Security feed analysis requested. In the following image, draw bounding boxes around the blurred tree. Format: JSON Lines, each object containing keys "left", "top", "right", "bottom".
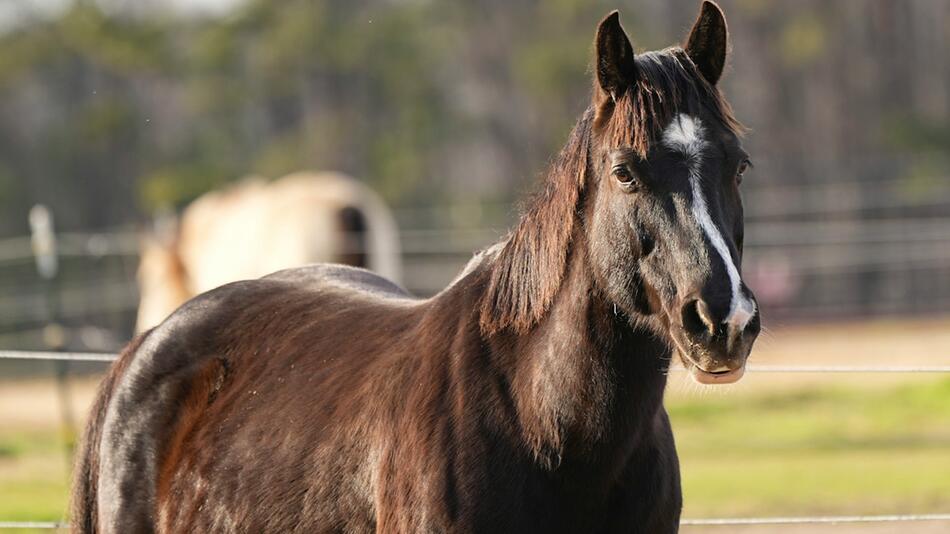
{"left": 0, "top": 0, "right": 946, "bottom": 326}
{"left": 0, "top": 0, "right": 944, "bottom": 236}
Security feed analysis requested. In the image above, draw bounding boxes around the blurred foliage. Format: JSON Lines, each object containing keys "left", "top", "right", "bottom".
{"left": 779, "top": 12, "right": 827, "bottom": 68}
{"left": 883, "top": 115, "right": 950, "bottom": 199}
{"left": 0, "top": 0, "right": 946, "bottom": 235}
{"left": 0, "top": 0, "right": 626, "bottom": 234}
{"left": 885, "top": 116, "right": 950, "bottom": 154}
{"left": 0, "top": 0, "right": 445, "bottom": 231}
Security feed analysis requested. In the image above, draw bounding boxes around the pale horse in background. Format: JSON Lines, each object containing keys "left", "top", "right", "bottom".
{"left": 135, "top": 171, "right": 401, "bottom": 332}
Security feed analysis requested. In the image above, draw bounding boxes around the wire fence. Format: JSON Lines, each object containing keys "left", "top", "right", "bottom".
{"left": 0, "top": 350, "right": 119, "bottom": 362}
{"left": 5, "top": 350, "right": 950, "bottom": 373}
{"left": 2, "top": 217, "right": 950, "bottom": 339}
{"left": 3, "top": 218, "right": 950, "bottom": 265}
{"left": 1, "top": 352, "right": 949, "bottom": 530}
{"left": 0, "top": 522, "right": 64, "bottom": 530}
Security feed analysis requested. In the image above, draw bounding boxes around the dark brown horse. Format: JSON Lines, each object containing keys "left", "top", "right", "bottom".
{"left": 72, "top": 3, "right": 759, "bottom": 532}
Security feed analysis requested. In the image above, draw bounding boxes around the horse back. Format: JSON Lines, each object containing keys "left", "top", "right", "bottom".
{"left": 80, "top": 264, "right": 417, "bottom": 533}
{"left": 262, "top": 263, "right": 410, "bottom": 299}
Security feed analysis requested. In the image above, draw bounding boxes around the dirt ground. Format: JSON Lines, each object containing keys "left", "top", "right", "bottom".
{"left": 0, "top": 376, "right": 100, "bottom": 429}
{"left": 744, "top": 315, "right": 950, "bottom": 368}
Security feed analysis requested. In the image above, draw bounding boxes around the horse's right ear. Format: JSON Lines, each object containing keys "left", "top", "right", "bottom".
{"left": 595, "top": 11, "right": 636, "bottom": 103}
{"left": 685, "top": 1, "right": 729, "bottom": 85}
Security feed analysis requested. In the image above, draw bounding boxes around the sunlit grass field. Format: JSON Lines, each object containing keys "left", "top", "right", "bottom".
{"left": 2, "top": 375, "right": 949, "bottom": 528}
{"left": 0, "top": 428, "right": 71, "bottom": 523}
{"left": 672, "top": 377, "right": 950, "bottom": 518}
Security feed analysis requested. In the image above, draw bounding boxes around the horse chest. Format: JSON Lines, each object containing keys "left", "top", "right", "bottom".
{"left": 364, "top": 405, "right": 679, "bottom": 534}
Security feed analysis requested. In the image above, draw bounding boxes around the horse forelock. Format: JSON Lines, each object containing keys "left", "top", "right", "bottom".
{"left": 601, "top": 47, "right": 744, "bottom": 157}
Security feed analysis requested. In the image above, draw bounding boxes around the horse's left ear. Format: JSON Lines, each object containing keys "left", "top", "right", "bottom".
{"left": 685, "top": 1, "right": 728, "bottom": 85}
{"left": 595, "top": 11, "right": 636, "bottom": 103}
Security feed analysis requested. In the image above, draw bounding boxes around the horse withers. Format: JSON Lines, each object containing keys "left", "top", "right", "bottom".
{"left": 73, "top": 2, "right": 759, "bottom": 532}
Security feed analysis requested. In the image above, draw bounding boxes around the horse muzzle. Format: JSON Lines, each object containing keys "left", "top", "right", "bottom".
{"left": 670, "top": 294, "right": 761, "bottom": 385}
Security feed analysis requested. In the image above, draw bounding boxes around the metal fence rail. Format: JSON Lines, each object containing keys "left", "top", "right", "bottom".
{"left": 3, "top": 221, "right": 950, "bottom": 334}
{"left": 0, "top": 350, "right": 118, "bottom": 362}
{"left": 0, "top": 522, "right": 65, "bottom": 529}
{"left": 5, "top": 350, "right": 950, "bottom": 373}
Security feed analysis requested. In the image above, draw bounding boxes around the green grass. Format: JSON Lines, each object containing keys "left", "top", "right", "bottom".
{"left": 0, "top": 429, "right": 71, "bottom": 525}
{"left": 0, "top": 379, "right": 948, "bottom": 526}
{"left": 670, "top": 378, "right": 950, "bottom": 517}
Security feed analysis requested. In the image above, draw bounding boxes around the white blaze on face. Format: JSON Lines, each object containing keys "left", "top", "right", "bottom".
{"left": 662, "top": 114, "right": 756, "bottom": 330}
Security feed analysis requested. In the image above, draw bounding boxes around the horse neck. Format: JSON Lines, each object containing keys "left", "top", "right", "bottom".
{"left": 500, "top": 234, "right": 672, "bottom": 467}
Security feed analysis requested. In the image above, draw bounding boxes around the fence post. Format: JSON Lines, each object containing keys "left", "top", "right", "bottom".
{"left": 29, "top": 205, "right": 76, "bottom": 470}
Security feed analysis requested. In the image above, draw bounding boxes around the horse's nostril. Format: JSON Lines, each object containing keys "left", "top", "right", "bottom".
{"left": 681, "top": 299, "right": 714, "bottom": 336}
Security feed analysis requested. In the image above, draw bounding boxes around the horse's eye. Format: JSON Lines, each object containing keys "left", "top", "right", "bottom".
{"left": 612, "top": 165, "right": 637, "bottom": 189}
{"left": 736, "top": 159, "right": 752, "bottom": 185}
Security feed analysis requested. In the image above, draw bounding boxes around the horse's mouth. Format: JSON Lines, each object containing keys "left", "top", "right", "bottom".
{"left": 676, "top": 349, "right": 747, "bottom": 385}
{"left": 687, "top": 363, "right": 745, "bottom": 385}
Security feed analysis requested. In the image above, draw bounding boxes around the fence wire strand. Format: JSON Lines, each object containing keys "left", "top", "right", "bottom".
{"left": 0, "top": 350, "right": 118, "bottom": 362}
{"left": 0, "top": 521, "right": 65, "bottom": 529}
{"left": 4, "top": 350, "right": 950, "bottom": 373}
